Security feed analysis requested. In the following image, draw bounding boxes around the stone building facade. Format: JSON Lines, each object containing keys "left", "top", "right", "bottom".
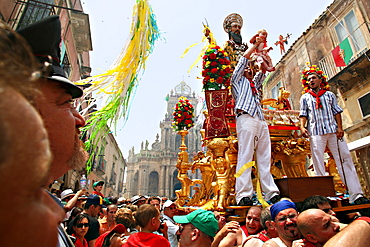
{"left": 86, "top": 131, "right": 127, "bottom": 197}
{"left": 263, "top": 0, "right": 370, "bottom": 196}
{"left": 125, "top": 80, "right": 203, "bottom": 199}
{"left": 0, "top": 1, "right": 127, "bottom": 197}
{"left": 0, "top": 0, "right": 95, "bottom": 193}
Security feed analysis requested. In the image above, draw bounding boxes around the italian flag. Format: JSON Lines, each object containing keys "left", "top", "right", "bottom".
{"left": 331, "top": 38, "right": 353, "bottom": 67}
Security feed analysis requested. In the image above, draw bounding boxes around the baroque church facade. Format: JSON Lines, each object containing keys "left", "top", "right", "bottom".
{"left": 125, "top": 80, "right": 203, "bottom": 199}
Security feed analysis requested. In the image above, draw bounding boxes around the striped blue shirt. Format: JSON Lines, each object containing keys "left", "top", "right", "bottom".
{"left": 299, "top": 90, "right": 343, "bottom": 136}
{"left": 231, "top": 56, "right": 265, "bottom": 120}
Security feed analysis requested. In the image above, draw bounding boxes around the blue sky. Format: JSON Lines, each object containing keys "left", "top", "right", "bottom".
{"left": 82, "top": 0, "right": 334, "bottom": 158}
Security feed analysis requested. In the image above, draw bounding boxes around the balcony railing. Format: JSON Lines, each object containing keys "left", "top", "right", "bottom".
{"left": 8, "top": 0, "right": 56, "bottom": 29}
{"left": 319, "top": 47, "right": 368, "bottom": 80}
{"left": 318, "top": 22, "right": 369, "bottom": 80}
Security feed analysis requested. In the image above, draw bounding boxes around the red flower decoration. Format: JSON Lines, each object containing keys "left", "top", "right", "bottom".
{"left": 202, "top": 44, "right": 232, "bottom": 90}
{"left": 172, "top": 97, "right": 195, "bottom": 131}
{"left": 301, "top": 62, "right": 329, "bottom": 94}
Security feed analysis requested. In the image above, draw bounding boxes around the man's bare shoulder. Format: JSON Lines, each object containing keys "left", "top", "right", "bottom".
{"left": 243, "top": 237, "right": 264, "bottom": 247}
{"left": 262, "top": 239, "right": 280, "bottom": 247}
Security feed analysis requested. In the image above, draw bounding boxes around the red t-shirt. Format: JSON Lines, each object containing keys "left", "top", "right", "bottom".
{"left": 123, "top": 232, "right": 170, "bottom": 247}
{"left": 72, "top": 234, "right": 88, "bottom": 247}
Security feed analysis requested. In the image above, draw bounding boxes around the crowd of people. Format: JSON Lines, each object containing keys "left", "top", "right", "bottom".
{"left": 1, "top": 12, "right": 370, "bottom": 247}
{"left": 54, "top": 190, "right": 370, "bottom": 247}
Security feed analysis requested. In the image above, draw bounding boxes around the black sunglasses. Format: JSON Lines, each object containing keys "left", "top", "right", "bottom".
{"left": 76, "top": 223, "right": 89, "bottom": 228}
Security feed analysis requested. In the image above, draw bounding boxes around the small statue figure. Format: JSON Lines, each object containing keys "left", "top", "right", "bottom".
{"left": 274, "top": 33, "right": 291, "bottom": 55}
{"left": 211, "top": 156, "right": 233, "bottom": 210}
{"left": 190, "top": 151, "right": 215, "bottom": 206}
{"left": 145, "top": 140, "right": 149, "bottom": 150}
{"left": 261, "top": 87, "right": 292, "bottom": 110}
{"left": 250, "top": 29, "right": 275, "bottom": 72}
{"left": 222, "top": 13, "right": 248, "bottom": 71}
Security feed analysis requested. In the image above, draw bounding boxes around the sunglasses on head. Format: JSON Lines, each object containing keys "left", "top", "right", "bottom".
{"left": 76, "top": 223, "right": 89, "bottom": 228}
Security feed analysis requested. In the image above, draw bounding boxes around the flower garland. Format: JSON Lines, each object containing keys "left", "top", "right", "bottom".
{"left": 172, "top": 96, "right": 195, "bottom": 131}
{"left": 301, "top": 62, "right": 329, "bottom": 94}
{"left": 202, "top": 44, "right": 232, "bottom": 90}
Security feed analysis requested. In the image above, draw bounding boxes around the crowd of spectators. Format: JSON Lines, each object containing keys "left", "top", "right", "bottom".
{"left": 55, "top": 189, "right": 370, "bottom": 247}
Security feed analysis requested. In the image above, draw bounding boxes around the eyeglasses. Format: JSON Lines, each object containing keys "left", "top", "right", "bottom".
{"left": 138, "top": 200, "right": 146, "bottom": 203}
{"left": 168, "top": 207, "right": 177, "bottom": 210}
{"left": 76, "top": 223, "right": 89, "bottom": 228}
{"left": 276, "top": 213, "right": 298, "bottom": 222}
{"left": 179, "top": 224, "right": 196, "bottom": 233}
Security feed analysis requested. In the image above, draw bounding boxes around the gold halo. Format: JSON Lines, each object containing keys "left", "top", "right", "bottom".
{"left": 223, "top": 13, "right": 243, "bottom": 33}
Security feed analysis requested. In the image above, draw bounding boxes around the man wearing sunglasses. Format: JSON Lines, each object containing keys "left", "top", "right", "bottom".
{"left": 174, "top": 209, "right": 219, "bottom": 247}
{"left": 162, "top": 200, "right": 180, "bottom": 247}
{"left": 131, "top": 195, "right": 147, "bottom": 207}
{"left": 263, "top": 200, "right": 301, "bottom": 247}
{"left": 67, "top": 194, "right": 105, "bottom": 247}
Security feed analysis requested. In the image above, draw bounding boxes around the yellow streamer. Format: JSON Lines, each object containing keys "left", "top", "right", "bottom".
{"left": 235, "top": 160, "right": 269, "bottom": 208}
{"left": 180, "top": 26, "right": 217, "bottom": 73}
{"left": 235, "top": 161, "right": 255, "bottom": 178}
{"left": 75, "top": 0, "right": 160, "bottom": 174}
{"left": 256, "top": 177, "right": 270, "bottom": 208}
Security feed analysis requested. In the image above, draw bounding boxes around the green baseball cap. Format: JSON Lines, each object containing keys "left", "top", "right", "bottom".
{"left": 173, "top": 209, "right": 219, "bottom": 237}
{"left": 93, "top": 181, "right": 104, "bottom": 188}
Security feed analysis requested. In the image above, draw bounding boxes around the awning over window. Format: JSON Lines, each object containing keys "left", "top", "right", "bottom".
{"left": 348, "top": 135, "right": 370, "bottom": 151}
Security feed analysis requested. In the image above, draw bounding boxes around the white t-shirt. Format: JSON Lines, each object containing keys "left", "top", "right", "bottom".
{"left": 162, "top": 214, "right": 179, "bottom": 247}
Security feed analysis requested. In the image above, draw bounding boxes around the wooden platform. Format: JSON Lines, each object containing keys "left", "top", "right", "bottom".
{"left": 332, "top": 200, "right": 370, "bottom": 212}
{"left": 275, "top": 176, "right": 336, "bottom": 202}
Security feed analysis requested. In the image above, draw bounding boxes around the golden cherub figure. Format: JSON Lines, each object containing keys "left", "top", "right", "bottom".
{"left": 261, "top": 87, "right": 292, "bottom": 110}
{"left": 274, "top": 33, "right": 291, "bottom": 55}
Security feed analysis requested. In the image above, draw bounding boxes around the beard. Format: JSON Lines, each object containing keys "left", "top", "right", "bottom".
{"left": 229, "top": 31, "right": 243, "bottom": 44}
{"left": 68, "top": 132, "right": 88, "bottom": 170}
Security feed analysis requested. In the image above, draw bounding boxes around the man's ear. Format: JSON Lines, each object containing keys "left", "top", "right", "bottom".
{"left": 191, "top": 228, "right": 201, "bottom": 241}
{"left": 151, "top": 217, "right": 156, "bottom": 226}
{"left": 305, "top": 233, "right": 318, "bottom": 244}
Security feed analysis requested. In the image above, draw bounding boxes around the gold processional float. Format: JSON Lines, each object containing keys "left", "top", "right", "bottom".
{"left": 172, "top": 39, "right": 345, "bottom": 220}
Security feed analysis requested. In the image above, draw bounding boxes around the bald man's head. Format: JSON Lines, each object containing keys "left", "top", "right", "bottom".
{"left": 297, "top": 209, "right": 340, "bottom": 246}
{"left": 246, "top": 206, "right": 263, "bottom": 234}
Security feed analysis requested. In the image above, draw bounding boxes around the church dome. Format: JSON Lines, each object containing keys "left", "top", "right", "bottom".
{"left": 174, "top": 81, "right": 191, "bottom": 96}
